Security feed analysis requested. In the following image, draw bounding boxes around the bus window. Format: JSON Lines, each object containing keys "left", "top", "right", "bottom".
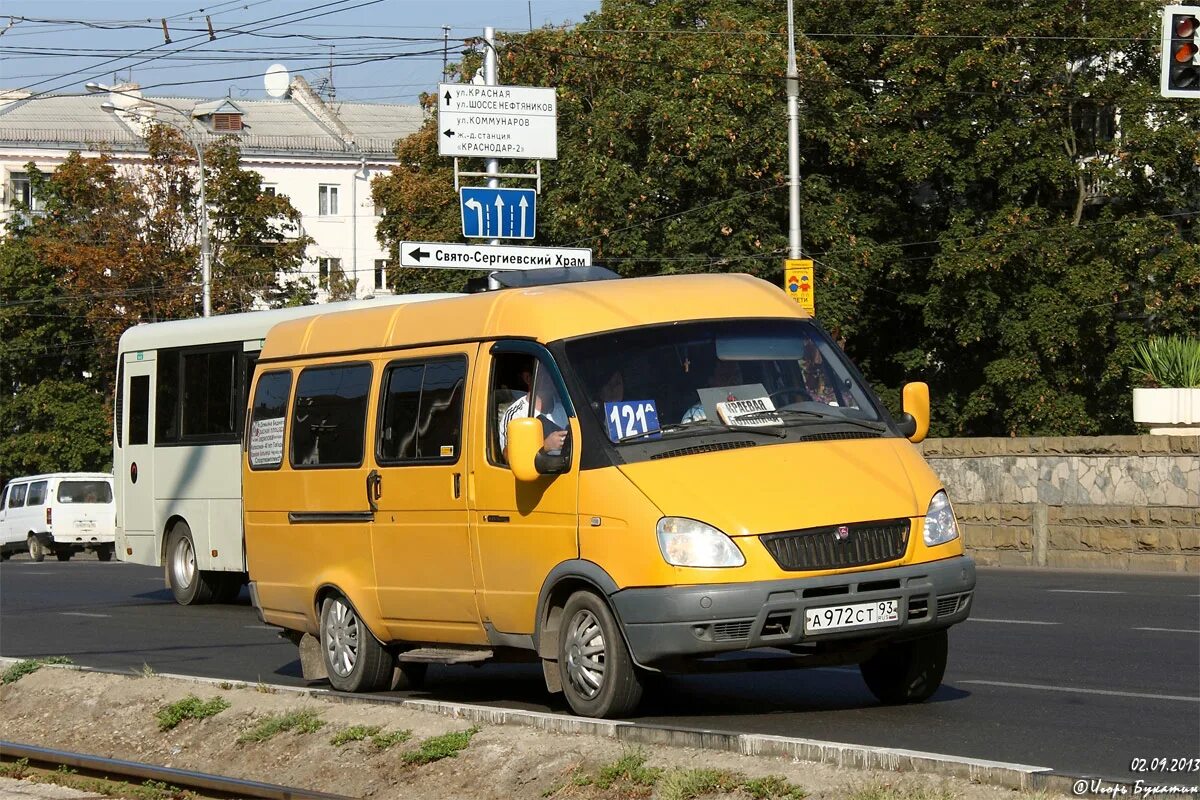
{"left": 156, "top": 350, "right": 181, "bottom": 443}
{"left": 248, "top": 371, "right": 292, "bottom": 470}
{"left": 290, "top": 363, "right": 372, "bottom": 468}
{"left": 377, "top": 357, "right": 466, "bottom": 464}
{"left": 129, "top": 375, "right": 150, "bottom": 445}
{"left": 182, "top": 349, "right": 237, "bottom": 438}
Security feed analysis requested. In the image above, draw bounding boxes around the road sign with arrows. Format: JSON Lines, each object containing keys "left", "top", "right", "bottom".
{"left": 460, "top": 187, "right": 536, "bottom": 239}
{"left": 437, "top": 83, "right": 557, "bottom": 160}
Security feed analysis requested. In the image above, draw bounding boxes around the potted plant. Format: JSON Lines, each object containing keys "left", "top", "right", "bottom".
{"left": 1131, "top": 335, "right": 1200, "bottom": 435}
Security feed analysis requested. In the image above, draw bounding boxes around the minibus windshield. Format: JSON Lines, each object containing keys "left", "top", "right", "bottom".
{"left": 564, "top": 319, "right": 887, "bottom": 446}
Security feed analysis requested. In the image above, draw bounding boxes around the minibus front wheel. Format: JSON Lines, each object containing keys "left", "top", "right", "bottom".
{"left": 859, "top": 628, "right": 947, "bottom": 704}
{"left": 319, "top": 594, "right": 394, "bottom": 693}
{"left": 558, "top": 591, "right": 643, "bottom": 718}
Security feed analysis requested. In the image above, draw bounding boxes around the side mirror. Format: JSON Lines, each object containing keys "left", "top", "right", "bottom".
{"left": 898, "top": 381, "right": 930, "bottom": 443}
{"left": 507, "top": 418, "right": 544, "bottom": 482}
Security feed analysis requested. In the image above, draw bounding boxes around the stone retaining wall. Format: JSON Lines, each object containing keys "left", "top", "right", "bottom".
{"left": 917, "top": 436, "right": 1199, "bottom": 573}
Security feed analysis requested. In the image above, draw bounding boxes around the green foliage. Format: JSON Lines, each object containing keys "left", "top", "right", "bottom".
{"left": 847, "top": 782, "right": 956, "bottom": 800}
{"left": 329, "top": 724, "right": 413, "bottom": 748}
{"left": 155, "top": 694, "right": 231, "bottom": 731}
{"left": 0, "top": 759, "right": 30, "bottom": 779}
{"left": 1, "top": 656, "right": 72, "bottom": 685}
{"left": 401, "top": 725, "right": 480, "bottom": 766}
{"left": 585, "top": 749, "right": 664, "bottom": 790}
{"left": 372, "top": 0, "right": 1200, "bottom": 436}
{"left": 1131, "top": 336, "right": 1200, "bottom": 388}
{"left": 742, "top": 775, "right": 809, "bottom": 800}
{"left": 657, "top": 767, "right": 740, "bottom": 800}
{"left": 237, "top": 708, "right": 326, "bottom": 743}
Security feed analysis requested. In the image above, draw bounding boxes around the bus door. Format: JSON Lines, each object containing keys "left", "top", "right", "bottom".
{"left": 468, "top": 342, "right": 580, "bottom": 636}
{"left": 118, "top": 351, "right": 157, "bottom": 564}
{"left": 370, "top": 350, "right": 483, "bottom": 644}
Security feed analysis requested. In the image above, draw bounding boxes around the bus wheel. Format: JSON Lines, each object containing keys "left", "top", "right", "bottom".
{"left": 319, "top": 594, "right": 393, "bottom": 693}
{"left": 165, "top": 523, "right": 217, "bottom": 605}
{"left": 557, "top": 591, "right": 643, "bottom": 718}
{"left": 28, "top": 536, "right": 45, "bottom": 563}
{"left": 96, "top": 546, "right": 114, "bottom": 562}
{"left": 859, "top": 628, "right": 948, "bottom": 705}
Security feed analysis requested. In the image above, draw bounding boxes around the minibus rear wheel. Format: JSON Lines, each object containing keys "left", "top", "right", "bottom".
{"left": 859, "top": 628, "right": 947, "bottom": 704}
{"left": 319, "top": 594, "right": 394, "bottom": 693}
{"left": 27, "top": 535, "right": 45, "bottom": 563}
{"left": 557, "top": 591, "right": 643, "bottom": 718}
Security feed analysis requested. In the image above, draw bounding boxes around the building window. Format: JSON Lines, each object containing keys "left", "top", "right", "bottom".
{"left": 261, "top": 184, "right": 277, "bottom": 198}
{"left": 374, "top": 259, "right": 390, "bottom": 291}
{"left": 213, "top": 113, "right": 243, "bottom": 132}
{"left": 318, "top": 184, "right": 339, "bottom": 216}
{"left": 318, "top": 257, "right": 341, "bottom": 289}
{"left": 8, "top": 171, "right": 43, "bottom": 212}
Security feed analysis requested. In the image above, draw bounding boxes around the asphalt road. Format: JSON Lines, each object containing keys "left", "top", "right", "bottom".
{"left": 2, "top": 556, "right": 1197, "bottom": 780}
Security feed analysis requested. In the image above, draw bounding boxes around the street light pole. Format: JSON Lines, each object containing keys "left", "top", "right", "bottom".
{"left": 88, "top": 82, "right": 213, "bottom": 317}
{"left": 786, "top": 0, "right": 802, "bottom": 260}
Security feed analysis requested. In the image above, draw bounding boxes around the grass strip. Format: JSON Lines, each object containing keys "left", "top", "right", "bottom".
{"left": 156, "top": 695, "right": 231, "bottom": 731}
{"left": 401, "top": 726, "right": 480, "bottom": 765}
{"left": 1, "top": 656, "right": 72, "bottom": 685}
{"left": 237, "top": 708, "right": 325, "bottom": 744}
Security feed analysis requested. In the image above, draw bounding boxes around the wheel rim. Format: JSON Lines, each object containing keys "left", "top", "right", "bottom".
{"left": 28, "top": 538, "right": 39, "bottom": 558}
{"left": 170, "top": 535, "right": 195, "bottom": 589}
{"left": 324, "top": 598, "right": 360, "bottom": 678}
{"left": 564, "top": 608, "right": 606, "bottom": 700}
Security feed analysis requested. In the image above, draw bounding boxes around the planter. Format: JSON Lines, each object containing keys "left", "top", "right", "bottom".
{"left": 1132, "top": 387, "right": 1200, "bottom": 435}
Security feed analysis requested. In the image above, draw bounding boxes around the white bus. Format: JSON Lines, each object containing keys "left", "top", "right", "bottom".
{"left": 114, "top": 296, "right": 458, "bottom": 605}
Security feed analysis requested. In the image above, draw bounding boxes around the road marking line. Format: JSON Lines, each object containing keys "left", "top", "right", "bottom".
{"left": 19, "top": 571, "right": 52, "bottom": 575}
{"left": 966, "top": 618, "right": 1061, "bottom": 625}
{"left": 1046, "top": 589, "right": 1124, "bottom": 594}
{"left": 1133, "top": 627, "right": 1200, "bottom": 634}
{"left": 960, "top": 679, "right": 1198, "bottom": 703}
{"left": 243, "top": 625, "right": 277, "bottom": 630}
{"left": 59, "top": 612, "right": 111, "bottom": 618}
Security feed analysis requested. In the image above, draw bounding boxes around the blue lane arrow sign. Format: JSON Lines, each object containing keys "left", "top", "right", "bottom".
{"left": 460, "top": 187, "right": 536, "bottom": 240}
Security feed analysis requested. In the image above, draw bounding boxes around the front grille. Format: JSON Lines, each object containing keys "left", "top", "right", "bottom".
{"left": 712, "top": 620, "right": 754, "bottom": 641}
{"left": 937, "top": 592, "right": 970, "bottom": 617}
{"left": 795, "top": 430, "right": 882, "bottom": 443}
{"left": 761, "top": 519, "right": 909, "bottom": 571}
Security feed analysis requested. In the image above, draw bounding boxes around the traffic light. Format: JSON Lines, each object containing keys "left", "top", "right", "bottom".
{"left": 1161, "top": 5, "right": 1200, "bottom": 97}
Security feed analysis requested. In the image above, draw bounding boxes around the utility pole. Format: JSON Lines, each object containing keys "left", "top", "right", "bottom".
{"left": 786, "top": 0, "right": 802, "bottom": 259}
{"left": 442, "top": 25, "right": 450, "bottom": 80}
{"left": 484, "top": 26, "right": 500, "bottom": 248}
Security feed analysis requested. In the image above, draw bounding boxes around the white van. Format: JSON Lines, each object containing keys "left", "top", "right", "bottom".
{"left": 0, "top": 473, "right": 116, "bottom": 562}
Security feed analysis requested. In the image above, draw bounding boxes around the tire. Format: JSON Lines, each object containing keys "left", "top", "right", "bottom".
{"left": 96, "top": 546, "right": 114, "bottom": 562}
{"left": 28, "top": 535, "right": 45, "bottom": 563}
{"left": 211, "top": 573, "right": 244, "bottom": 603}
{"left": 1, "top": 550, "right": 10, "bottom": 561}
{"left": 859, "top": 628, "right": 948, "bottom": 705}
{"left": 557, "top": 591, "right": 643, "bottom": 718}
{"left": 55, "top": 549, "right": 72, "bottom": 562}
{"left": 164, "top": 523, "right": 218, "bottom": 605}
{"left": 391, "top": 662, "right": 428, "bottom": 691}
{"left": 319, "top": 594, "right": 394, "bottom": 693}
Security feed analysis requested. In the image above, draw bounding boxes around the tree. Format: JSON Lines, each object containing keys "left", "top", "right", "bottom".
{"left": 372, "top": 0, "right": 1199, "bottom": 436}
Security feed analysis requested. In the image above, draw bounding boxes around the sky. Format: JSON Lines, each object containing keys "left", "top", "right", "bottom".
{"left": 0, "top": 0, "right": 602, "bottom": 104}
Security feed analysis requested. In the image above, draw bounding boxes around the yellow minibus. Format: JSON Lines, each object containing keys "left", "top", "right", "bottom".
{"left": 243, "top": 271, "right": 975, "bottom": 718}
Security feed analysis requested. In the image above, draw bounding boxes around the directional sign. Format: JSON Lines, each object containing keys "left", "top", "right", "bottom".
{"left": 399, "top": 241, "right": 591, "bottom": 270}
{"left": 461, "top": 187, "right": 536, "bottom": 240}
{"left": 438, "top": 83, "right": 557, "bottom": 160}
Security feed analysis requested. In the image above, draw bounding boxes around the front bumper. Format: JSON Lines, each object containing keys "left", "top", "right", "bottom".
{"left": 610, "top": 556, "right": 975, "bottom": 667}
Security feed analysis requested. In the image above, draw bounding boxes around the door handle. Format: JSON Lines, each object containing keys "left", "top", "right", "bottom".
{"left": 484, "top": 514, "right": 509, "bottom": 523}
{"left": 366, "top": 469, "right": 382, "bottom": 512}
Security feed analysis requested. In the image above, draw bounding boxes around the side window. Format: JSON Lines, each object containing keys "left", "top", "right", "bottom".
{"left": 378, "top": 357, "right": 467, "bottom": 464}
{"left": 156, "top": 350, "right": 180, "bottom": 443}
{"left": 10, "top": 484, "right": 28, "bottom": 508}
{"left": 489, "top": 351, "right": 571, "bottom": 464}
{"left": 25, "top": 481, "right": 47, "bottom": 506}
{"left": 290, "top": 363, "right": 372, "bottom": 468}
{"left": 129, "top": 375, "right": 150, "bottom": 445}
{"left": 248, "top": 371, "right": 292, "bottom": 470}
{"left": 1, "top": 486, "right": 9, "bottom": 510}
{"left": 115, "top": 361, "right": 124, "bottom": 447}
{"left": 182, "top": 349, "right": 237, "bottom": 438}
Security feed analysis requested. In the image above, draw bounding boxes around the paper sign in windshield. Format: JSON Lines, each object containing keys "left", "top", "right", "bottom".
{"left": 249, "top": 417, "right": 285, "bottom": 466}
{"left": 715, "top": 396, "right": 781, "bottom": 427}
{"left": 605, "top": 400, "right": 661, "bottom": 442}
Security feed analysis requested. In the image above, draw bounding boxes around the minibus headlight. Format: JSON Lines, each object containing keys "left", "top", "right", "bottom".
{"left": 923, "top": 490, "right": 959, "bottom": 547}
{"left": 656, "top": 518, "right": 745, "bottom": 568}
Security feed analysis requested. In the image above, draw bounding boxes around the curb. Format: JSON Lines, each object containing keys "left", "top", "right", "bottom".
{"left": 1, "top": 658, "right": 1189, "bottom": 798}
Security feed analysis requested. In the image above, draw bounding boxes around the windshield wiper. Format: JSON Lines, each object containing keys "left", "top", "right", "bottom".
{"left": 616, "top": 420, "right": 786, "bottom": 444}
{"left": 738, "top": 408, "right": 888, "bottom": 433}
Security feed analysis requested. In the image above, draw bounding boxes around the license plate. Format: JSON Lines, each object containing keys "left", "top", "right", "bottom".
{"left": 804, "top": 599, "right": 900, "bottom": 634}
{"left": 75, "top": 520, "right": 95, "bottom": 531}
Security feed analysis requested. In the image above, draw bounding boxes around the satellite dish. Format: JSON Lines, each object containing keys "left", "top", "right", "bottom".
{"left": 264, "top": 64, "right": 289, "bottom": 98}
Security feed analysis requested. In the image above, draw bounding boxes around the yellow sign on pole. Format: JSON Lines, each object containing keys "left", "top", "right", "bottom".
{"left": 784, "top": 259, "right": 814, "bottom": 314}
